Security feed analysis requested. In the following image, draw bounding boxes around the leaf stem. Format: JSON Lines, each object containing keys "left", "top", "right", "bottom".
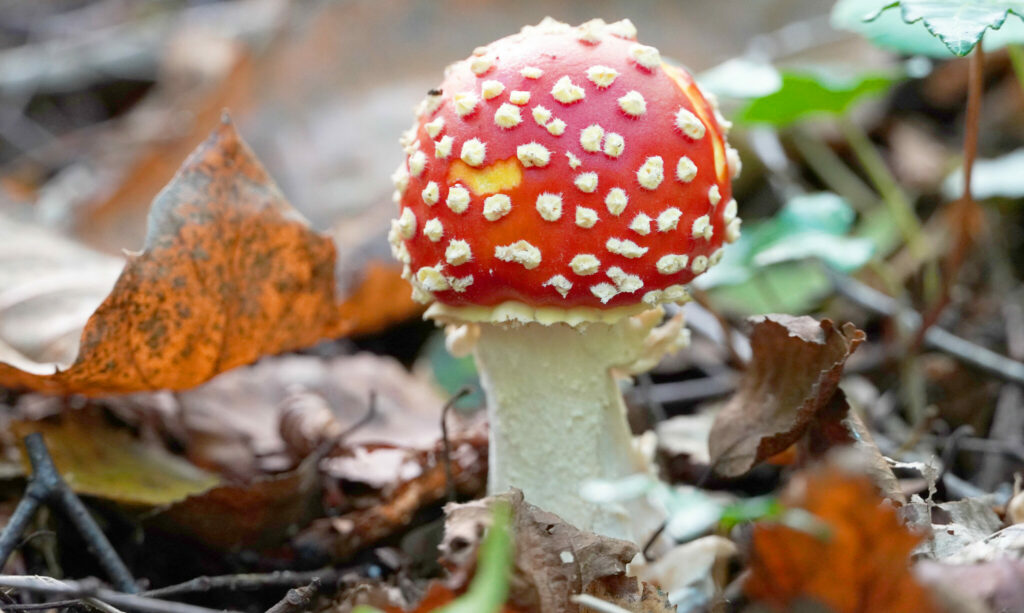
{"left": 962, "top": 42, "right": 983, "bottom": 204}
{"left": 838, "top": 118, "right": 925, "bottom": 259}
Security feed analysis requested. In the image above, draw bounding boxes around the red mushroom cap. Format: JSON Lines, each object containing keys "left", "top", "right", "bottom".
{"left": 390, "top": 18, "right": 741, "bottom": 316}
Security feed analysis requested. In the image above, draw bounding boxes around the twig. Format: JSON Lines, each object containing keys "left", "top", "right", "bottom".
{"left": 143, "top": 569, "right": 344, "bottom": 599}
{"left": 0, "top": 598, "right": 84, "bottom": 611}
{"left": 440, "top": 386, "right": 474, "bottom": 503}
{"left": 628, "top": 376, "right": 736, "bottom": 407}
{"left": 641, "top": 522, "right": 667, "bottom": 561}
{"left": 0, "top": 601, "right": 84, "bottom": 609}
{"left": 264, "top": 579, "right": 321, "bottom": 613}
{"left": 0, "top": 434, "right": 137, "bottom": 593}
{"left": 0, "top": 576, "right": 232, "bottom": 613}
{"left": 828, "top": 270, "right": 1024, "bottom": 385}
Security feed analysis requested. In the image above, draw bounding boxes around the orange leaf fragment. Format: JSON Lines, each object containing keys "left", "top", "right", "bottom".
{"left": 745, "top": 465, "right": 943, "bottom": 613}
{"left": 0, "top": 117, "right": 347, "bottom": 395}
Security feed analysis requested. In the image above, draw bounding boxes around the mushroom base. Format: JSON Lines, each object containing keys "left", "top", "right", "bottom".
{"left": 472, "top": 311, "right": 672, "bottom": 543}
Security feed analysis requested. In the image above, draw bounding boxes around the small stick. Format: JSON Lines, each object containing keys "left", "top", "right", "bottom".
{"left": 440, "top": 386, "right": 474, "bottom": 503}
{"left": 829, "top": 270, "right": 1024, "bottom": 385}
{"left": 0, "top": 434, "right": 137, "bottom": 593}
{"left": 143, "top": 569, "right": 344, "bottom": 599}
{"left": 0, "top": 575, "right": 230, "bottom": 613}
{"left": 264, "top": 579, "right": 321, "bottom": 613}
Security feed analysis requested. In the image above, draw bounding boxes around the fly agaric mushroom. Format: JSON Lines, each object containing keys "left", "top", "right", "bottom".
{"left": 389, "top": 17, "right": 740, "bottom": 542}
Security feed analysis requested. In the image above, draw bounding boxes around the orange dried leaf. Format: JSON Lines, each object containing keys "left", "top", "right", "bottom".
{"left": 745, "top": 466, "right": 942, "bottom": 613}
{"left": 0, "top": 118, "right": 349, "bottom": 395}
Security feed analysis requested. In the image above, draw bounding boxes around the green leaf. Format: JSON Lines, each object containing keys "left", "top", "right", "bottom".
{"left": 13, "top": 409, "right": 221, "bottom": 507}
{"left": 736, "top": 69, "right": 899, "bottom": 126}
{"left": 719, "top": 497, "right": 783, "bottom": 531}
{"left": 943, "top": 148, "right": 1024, "bottom": 199}
{"left": 698, "top": 193, "right": 875, "bottom": 316}
{"left": 436, "top": 500, "right": 513, "bottom": 613}
{"left": 870, "top": 0, "right": 1024, "bottom": 56}
{"left": 697, "top": 58, "right": 783, "bottom": 100}
{"left": 833, "top": 0, "right": 959, "bottom": 56}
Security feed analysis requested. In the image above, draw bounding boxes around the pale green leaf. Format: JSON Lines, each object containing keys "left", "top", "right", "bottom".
{"left": 870, "top": 0, "right": 1024, "bottom": 56}
{"left": 737, "top": 69, "right": 899, "bottom": 126}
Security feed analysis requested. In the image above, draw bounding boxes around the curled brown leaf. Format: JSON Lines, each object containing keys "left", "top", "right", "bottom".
{"left": 708, "top": 315, "right": 866, "bottom": 478}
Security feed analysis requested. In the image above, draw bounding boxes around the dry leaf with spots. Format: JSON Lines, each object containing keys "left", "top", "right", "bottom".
{"left": 744, "top": 464, "right": 942, "bottom": 613}
{"left": 0, "top": 117, "right": 344, "bottom": 395}
{"left": 708, "top": 315, "right": 865, "bottom": 477}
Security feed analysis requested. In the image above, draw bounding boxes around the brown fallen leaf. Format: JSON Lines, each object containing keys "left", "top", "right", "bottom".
{"left": 291, "top": 426, "right": 488, "bottom": 563}
{"left": 583, "top": 576, "right": 675, "bottom": 613}
{"left": 440, "top": 490, "right": 660, "bottom": 613}
{"left": 744, "top": 463, "right": 942, "bottom": 613}
{"left": 144, "top": 451, "right": 321, "bottom": 552}
{"left": 800, "top": 392, "right": 904, "bottom": 503}
{"left": 10, "top": 407, "right": 220, "bottom": 507}
{"left": 708, "top": 315, "right": 865, "bottom": 477}
{"left": 176, "top": 352, "right": 445, "bottom": 477}
{"left": 0, "top": 117, "right": 346, "bottom": 395}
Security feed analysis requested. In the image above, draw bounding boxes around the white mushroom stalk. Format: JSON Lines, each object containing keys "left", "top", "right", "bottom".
{"left": 445, "top": 307, "right": 687, "bottom": 542}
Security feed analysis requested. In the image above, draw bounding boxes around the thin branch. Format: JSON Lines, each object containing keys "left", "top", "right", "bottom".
{"left": 441, "top": 386, "right": 475, "bottom": 503}
{"left": 0, "top": 576, "right": 233, "bottom": 613}
{"left": 0, "top": 434, "right": 137, "bottom": 593}
{"left": 264, "top": 579, "right": 321, "bottom": 613}
{"left": 828, "top": 269, "right": 1024, "bottom": 385}
{"left": 143, "top": 569, "right": 344, "bottom": 599}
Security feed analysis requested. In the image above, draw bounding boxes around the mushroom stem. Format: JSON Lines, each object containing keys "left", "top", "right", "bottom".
{"left": 472, "top": 311, "right": 668, "bottom": 542}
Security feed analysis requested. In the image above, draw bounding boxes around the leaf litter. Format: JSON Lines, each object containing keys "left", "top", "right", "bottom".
{"left": 2, "top": 3, "right": 1024, "bottom": 612}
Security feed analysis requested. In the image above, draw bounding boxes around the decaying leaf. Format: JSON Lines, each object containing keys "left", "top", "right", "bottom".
{"left": 11, "top": 408, "right": 220, "bottom": 507}
{"left": 144, "top": 451, "right": 321, "bottom": 551}
{"left": 292, "top": 427, "right": 488, "bottom": 562}
{"left": 0, "top": 117, "right": 346, "bottom": 396}
{"left": 173, "top": 352, "right": 444, "bottom": 477}
{"left": 582, "top": 577, "right": 675, "bottom": 613}
{"left": 902, "top": 497, "right": 1003, "bottom": 561}
{"left": 708, "top": 315, "right": 865, "bottom": 477}
{"left": 745, "top": 464, "right": 942, "bottom": 613}
{"left": 801, "top": 392, "right": 904, "bottom": 503}
{"left": 439, "top": 490, "right": 667, "bottom": 613}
